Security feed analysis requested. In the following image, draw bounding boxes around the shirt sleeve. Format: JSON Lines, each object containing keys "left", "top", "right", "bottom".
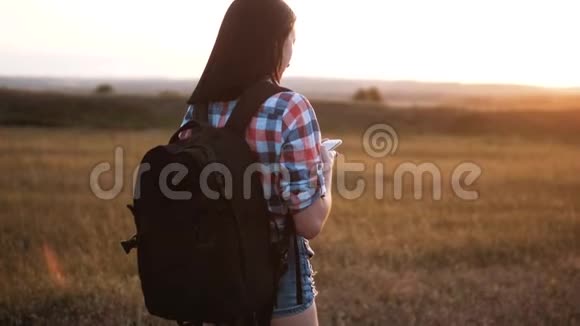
{"left": 180, "top": 104, "right": 194, "bottom": 127}
{"left": 278, "top": 93, "right": 326, "bottom": 214}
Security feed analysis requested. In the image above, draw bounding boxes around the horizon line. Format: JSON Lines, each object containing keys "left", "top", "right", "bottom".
{"left": 0, "top": 74, "right": 579, "bottom": 91}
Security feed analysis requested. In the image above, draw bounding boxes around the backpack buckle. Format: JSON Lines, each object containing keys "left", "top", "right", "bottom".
{"left": 120, "top": 235, "right": 138, "bottom": 254}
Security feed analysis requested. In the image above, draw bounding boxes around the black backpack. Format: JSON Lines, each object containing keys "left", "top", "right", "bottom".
{"left": 121, "top": 81, "right": 303, "bottom": 325}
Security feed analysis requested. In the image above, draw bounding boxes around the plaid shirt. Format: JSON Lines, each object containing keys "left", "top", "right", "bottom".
{"left": 180, "top": 91, "right": 326, "bottom": 226}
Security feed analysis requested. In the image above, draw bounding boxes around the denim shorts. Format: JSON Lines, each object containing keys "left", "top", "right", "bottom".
{"left": 271, "top": 235, "right": 318, "bottom": 318}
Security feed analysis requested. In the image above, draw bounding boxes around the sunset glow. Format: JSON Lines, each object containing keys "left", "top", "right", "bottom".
{"left": 1, "top": 0, "right": 579, "bottom": 87}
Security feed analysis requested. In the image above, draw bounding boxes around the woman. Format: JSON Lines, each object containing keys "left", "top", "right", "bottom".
{"left": 179, "top": 0, "right": 336, "bottom": 324}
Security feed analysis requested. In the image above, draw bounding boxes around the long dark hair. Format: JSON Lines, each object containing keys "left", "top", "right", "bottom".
{"left": 187, "top": 0, "right": 296, "bottom": 104}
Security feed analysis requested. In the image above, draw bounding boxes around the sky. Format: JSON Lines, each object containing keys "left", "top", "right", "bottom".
{"left": 1, "top": 0, "right": 579, "bottom": 87}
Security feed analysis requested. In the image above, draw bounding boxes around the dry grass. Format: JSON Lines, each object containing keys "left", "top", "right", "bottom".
{"left": 0, "top": 125, "right": 579, "bottom": 325}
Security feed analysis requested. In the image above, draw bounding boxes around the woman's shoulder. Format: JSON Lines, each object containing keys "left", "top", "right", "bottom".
{"left": 265, "top": 89, "right": 311, "bottom": 105}
{"left": 263, "top": 90, "right": 314, "bottom": 117}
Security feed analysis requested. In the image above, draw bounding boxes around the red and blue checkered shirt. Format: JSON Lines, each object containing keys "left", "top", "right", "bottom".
{"left": 180, "top": 91, "right": 326, "bottom": 225}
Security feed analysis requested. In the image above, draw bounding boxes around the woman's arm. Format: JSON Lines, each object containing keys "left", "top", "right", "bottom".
{"left": 293, "top": 145, "right": 335, "bottom": 239}
{"left": 277, "top": 92, "right": 335, "bottom": 240}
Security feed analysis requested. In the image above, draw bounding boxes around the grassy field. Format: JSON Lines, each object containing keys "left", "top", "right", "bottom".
{"left": 1, "top": 91, "right": 580, "bottom": 325}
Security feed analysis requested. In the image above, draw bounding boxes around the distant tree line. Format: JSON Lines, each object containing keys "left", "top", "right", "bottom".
{"left": 94, "top": 84, "right": 185, "bottom": 99}
{"left": 95, "top": 84, "right": 114, "bottom": 95}
{"left": 353, "top": 86, "right": 383, "bottom": 103}
{"left": 94, "top": 82, "right": 386, "bottom": 103}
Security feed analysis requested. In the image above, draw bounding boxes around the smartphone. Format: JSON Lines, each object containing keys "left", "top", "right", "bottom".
{"left": 322, "top": 139, "right": 342, "bottom": 151}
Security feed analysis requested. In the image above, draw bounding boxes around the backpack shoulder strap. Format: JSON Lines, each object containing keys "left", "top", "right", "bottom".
{"left": 168, "top": 102, "right": 210, "bottom": 144}
{"left": 194, "top": 102, "right": 209, "bottom": 123}
{"left": 225, "top": 81, "right": 291, "bottom": 136}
